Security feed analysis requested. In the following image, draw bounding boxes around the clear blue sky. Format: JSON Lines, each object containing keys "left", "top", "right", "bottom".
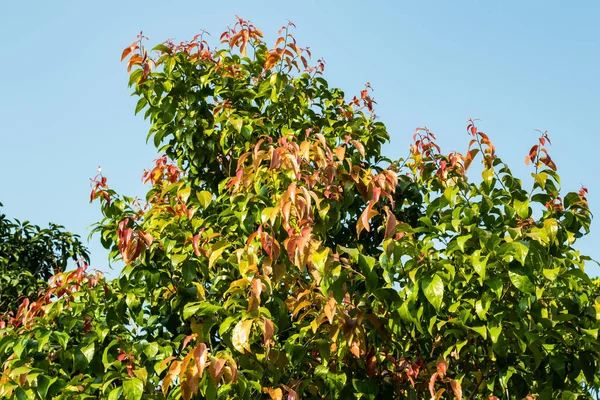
{"left": 1, "top": 1, "right": 599, "bottom": 277}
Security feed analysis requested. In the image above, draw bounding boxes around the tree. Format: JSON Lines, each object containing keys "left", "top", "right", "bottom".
{"left": 1, "top": 17, "right": 599, "bottom": 399}
{"left": 0, "top": 203, "right": 89, "bottom": 314}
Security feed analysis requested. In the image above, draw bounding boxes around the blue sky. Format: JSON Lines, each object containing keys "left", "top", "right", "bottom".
{"left": 1, "top": 0, "right": 599, "bottom": 277}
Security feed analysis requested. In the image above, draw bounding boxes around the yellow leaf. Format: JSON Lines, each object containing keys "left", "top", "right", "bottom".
{"left": 231, "top": 319, "right": 253, "bottom": 354}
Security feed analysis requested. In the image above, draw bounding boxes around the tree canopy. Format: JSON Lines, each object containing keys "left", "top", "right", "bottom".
{"left": 1, "top": 17, "right": 599, "bottom": 399}
{"left": 0, "top": 204, "right": 89, "bottom": 314}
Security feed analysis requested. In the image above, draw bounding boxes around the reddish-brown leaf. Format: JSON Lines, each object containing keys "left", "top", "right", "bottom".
{"left": 429, "top": 372, "right": 439, "bottom": 399}
{"left": 350, "top": 139, "right": 365, "bottom": 158}
{"left": 263, "top": 317, "right": 274, "bottom": 347}
{"left": 384, "top": 207, "right": 397, "bottom": 239}
{"left": 449, "top": 378, "right": 462, "bottom": 400}
{"left": 209, "top": 357, "right": 226, "bottom": 385}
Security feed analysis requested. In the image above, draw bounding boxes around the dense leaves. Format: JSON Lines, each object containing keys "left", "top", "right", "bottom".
{"left": 1, "top": 18, "right": 600, "bottom": 399}
{"left": 0, "top": 204, "right": 89, "bottom": 314}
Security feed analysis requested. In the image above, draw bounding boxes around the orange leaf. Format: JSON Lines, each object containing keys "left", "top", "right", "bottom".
{"left": 194, "top": 343, "right": 208, "bottom": 378}
{"left": 265, "top": 388, "right": 283, "bottom": 400}
{"left": 449, "top": 378, "right": 462, "bottom": 400}
{"left": 209, "top": 357, "right": 226, "bottom": 385}
{"left": 121, "top": 41, "right": 138, "bottom": 61}
{"left": 429, "top": 372, "right": 439, "bottom": 399}
{"left": 324, "top": 296, "right": 336, "bottom": 324}
{"left": 350, "top": 140, "right": 365, "bottom": 159}
{"left": 240, "top": 29, "right": 250, "bottom": 56}
{"left": 263, "top": 317, "right": 274, "bottom": 347}
{"left": 357, "top": 200, "right": 377, "bottom": 235}
{"left": 335, "top": 145, "right": 346, "bottom": 161}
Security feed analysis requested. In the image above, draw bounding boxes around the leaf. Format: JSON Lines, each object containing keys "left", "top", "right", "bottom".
{"left": 209, "top": 357, "right": 226, "bottom": 385}
{"left": 232, "top": 319, "right": 253, "bottom": 353}
{"left": 197, "top": 191, "right": 213, "bottom": 208}
{"left": 543, "top": 267, "right": 561, "bottom": 281}
{"left": 208, "top": 241, "right": 229, "bottom": 268}
{"left": 449, "top": 378, "right": 462, "bottom": 400}
{"left": 311, "top": 247, "right": 329, "bottom": 273}
{"left": 123, "top": 378, "right": 144, "bottom": 400}
{"left": 135, "top": 97, "right": 147, "bottom": 115}
{"left": 470, "top": 325, "right": 487, "bottom": 340}
{"left": 357, "top": 200, "right": 377, "bottom": 236}
{"left": 513, "top": 198, "right": 530, "bottom": 219}
{"left": 456, "top": 234, "right": 471, "bottom": 252}
{"left": 482, "top": 168, "right": 494, "bottom": 183}
{"left": 350, "top": 139, "right": 365, "bottom": 158}
{"left": 262, "top": 317, "right": 274, "bottom": 347}
{"left": 581, "top": 328, "right": 598, "bottom": 339}
{"left": 508, "top": 269, "right": 535, "bottom": 295}
{"left": 544, "top": 218, "right": 559, "bottom": 243}
{"left": 324, "top": 296, "right": 336, "bottom": 324}
{"left": 498, "top": 241, "right": 529, "bottom": 265}
{"left": 194, "top": 343, "right": 208, "bottom": 378}
{"left": 384, "top": 207, "right": 397, "bottom": 239}
{"left": 265, "top": 388, "right": 283, "bottom": 400}
{"left": 422, "top": 274, "right": 444, "bottom": 311}
{"left": 471, "top": 250, "right": 487, "bottom": 281}
{"left": 489, "top": 326, "right": 502, "bottom": 343}
{"left": 183, "top": 302, "right": 222, "bottom": 320}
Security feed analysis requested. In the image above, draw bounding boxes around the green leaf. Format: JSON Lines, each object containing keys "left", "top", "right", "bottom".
{"left": 422, "top": 274, "right": 444, "bottom": 311}
{"left": 471, "top": 250, "right": 487, "bottom": 282}
{"left": 170, "top": 254, "right": 187, "bottom": 267}
{"left": 229, "top": 117, "right": 243, "bottom": 133}
{"left": 470, "top": 325, "right": 487, "bottom": 340}
{"left": 151, "top": 44, "right": 172, "bottom": 53}
{"left": 561, "top": 391, "right": 575, "bottom": 400}
{"left": 311, "top": 248, "right": 329, "bottom": 274}
{"left": 544, "top": 218, "right": 559, "bottom": 243}
{"left": 182, "top": 261, "right": 196, "bottom": 282}
{"left": 456, "top": 234, "right": 471, "bottom": 252}
{"left": 183, "top": 301, "right": 222, "bottom": 320}
{"left": 197, "top": 191, "right": 213, "bottom": 209}
{"left": 508, "top": 269, "right": 535, "bottom": 295}
{"left": 143, "top": 342, "right": 159, "bottom": 359}
{"left": 123, "top": 378, "right": 144, "bottom": 400}
{"left": 542, "top": 267, "right": 561, "bottom": 281}
{"left": 489, "top": 326, "right": 502, "bottom": 343}
{"left": 513, "top": 198, "right": 530, "bottom": 218}
{"left": 36, "top": 375, "right": 55, "bottom": 398}
{"left": 581, "top": 328, "right": 598, "bottom": 339}
{"left": 135, "top": 97, "right": 147, "bottom": 115}
{"left": 498, "top": 241, "right": 529, "bottom": 265}
{"left": 358, "top": 254, "right": 376, "bottom": 274}
{"left": 108, "top": 387, "right": 123, "bottom": 400}
{"left": 74, "top": 342, "right": 95, "bottom": 371}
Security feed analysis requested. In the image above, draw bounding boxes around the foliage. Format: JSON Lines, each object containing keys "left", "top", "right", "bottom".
{"left": 0, "top": 204, "right": 89, "bottom": 314}
{"left": 2, "top": 17, "right": 600, "bottom": 399}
